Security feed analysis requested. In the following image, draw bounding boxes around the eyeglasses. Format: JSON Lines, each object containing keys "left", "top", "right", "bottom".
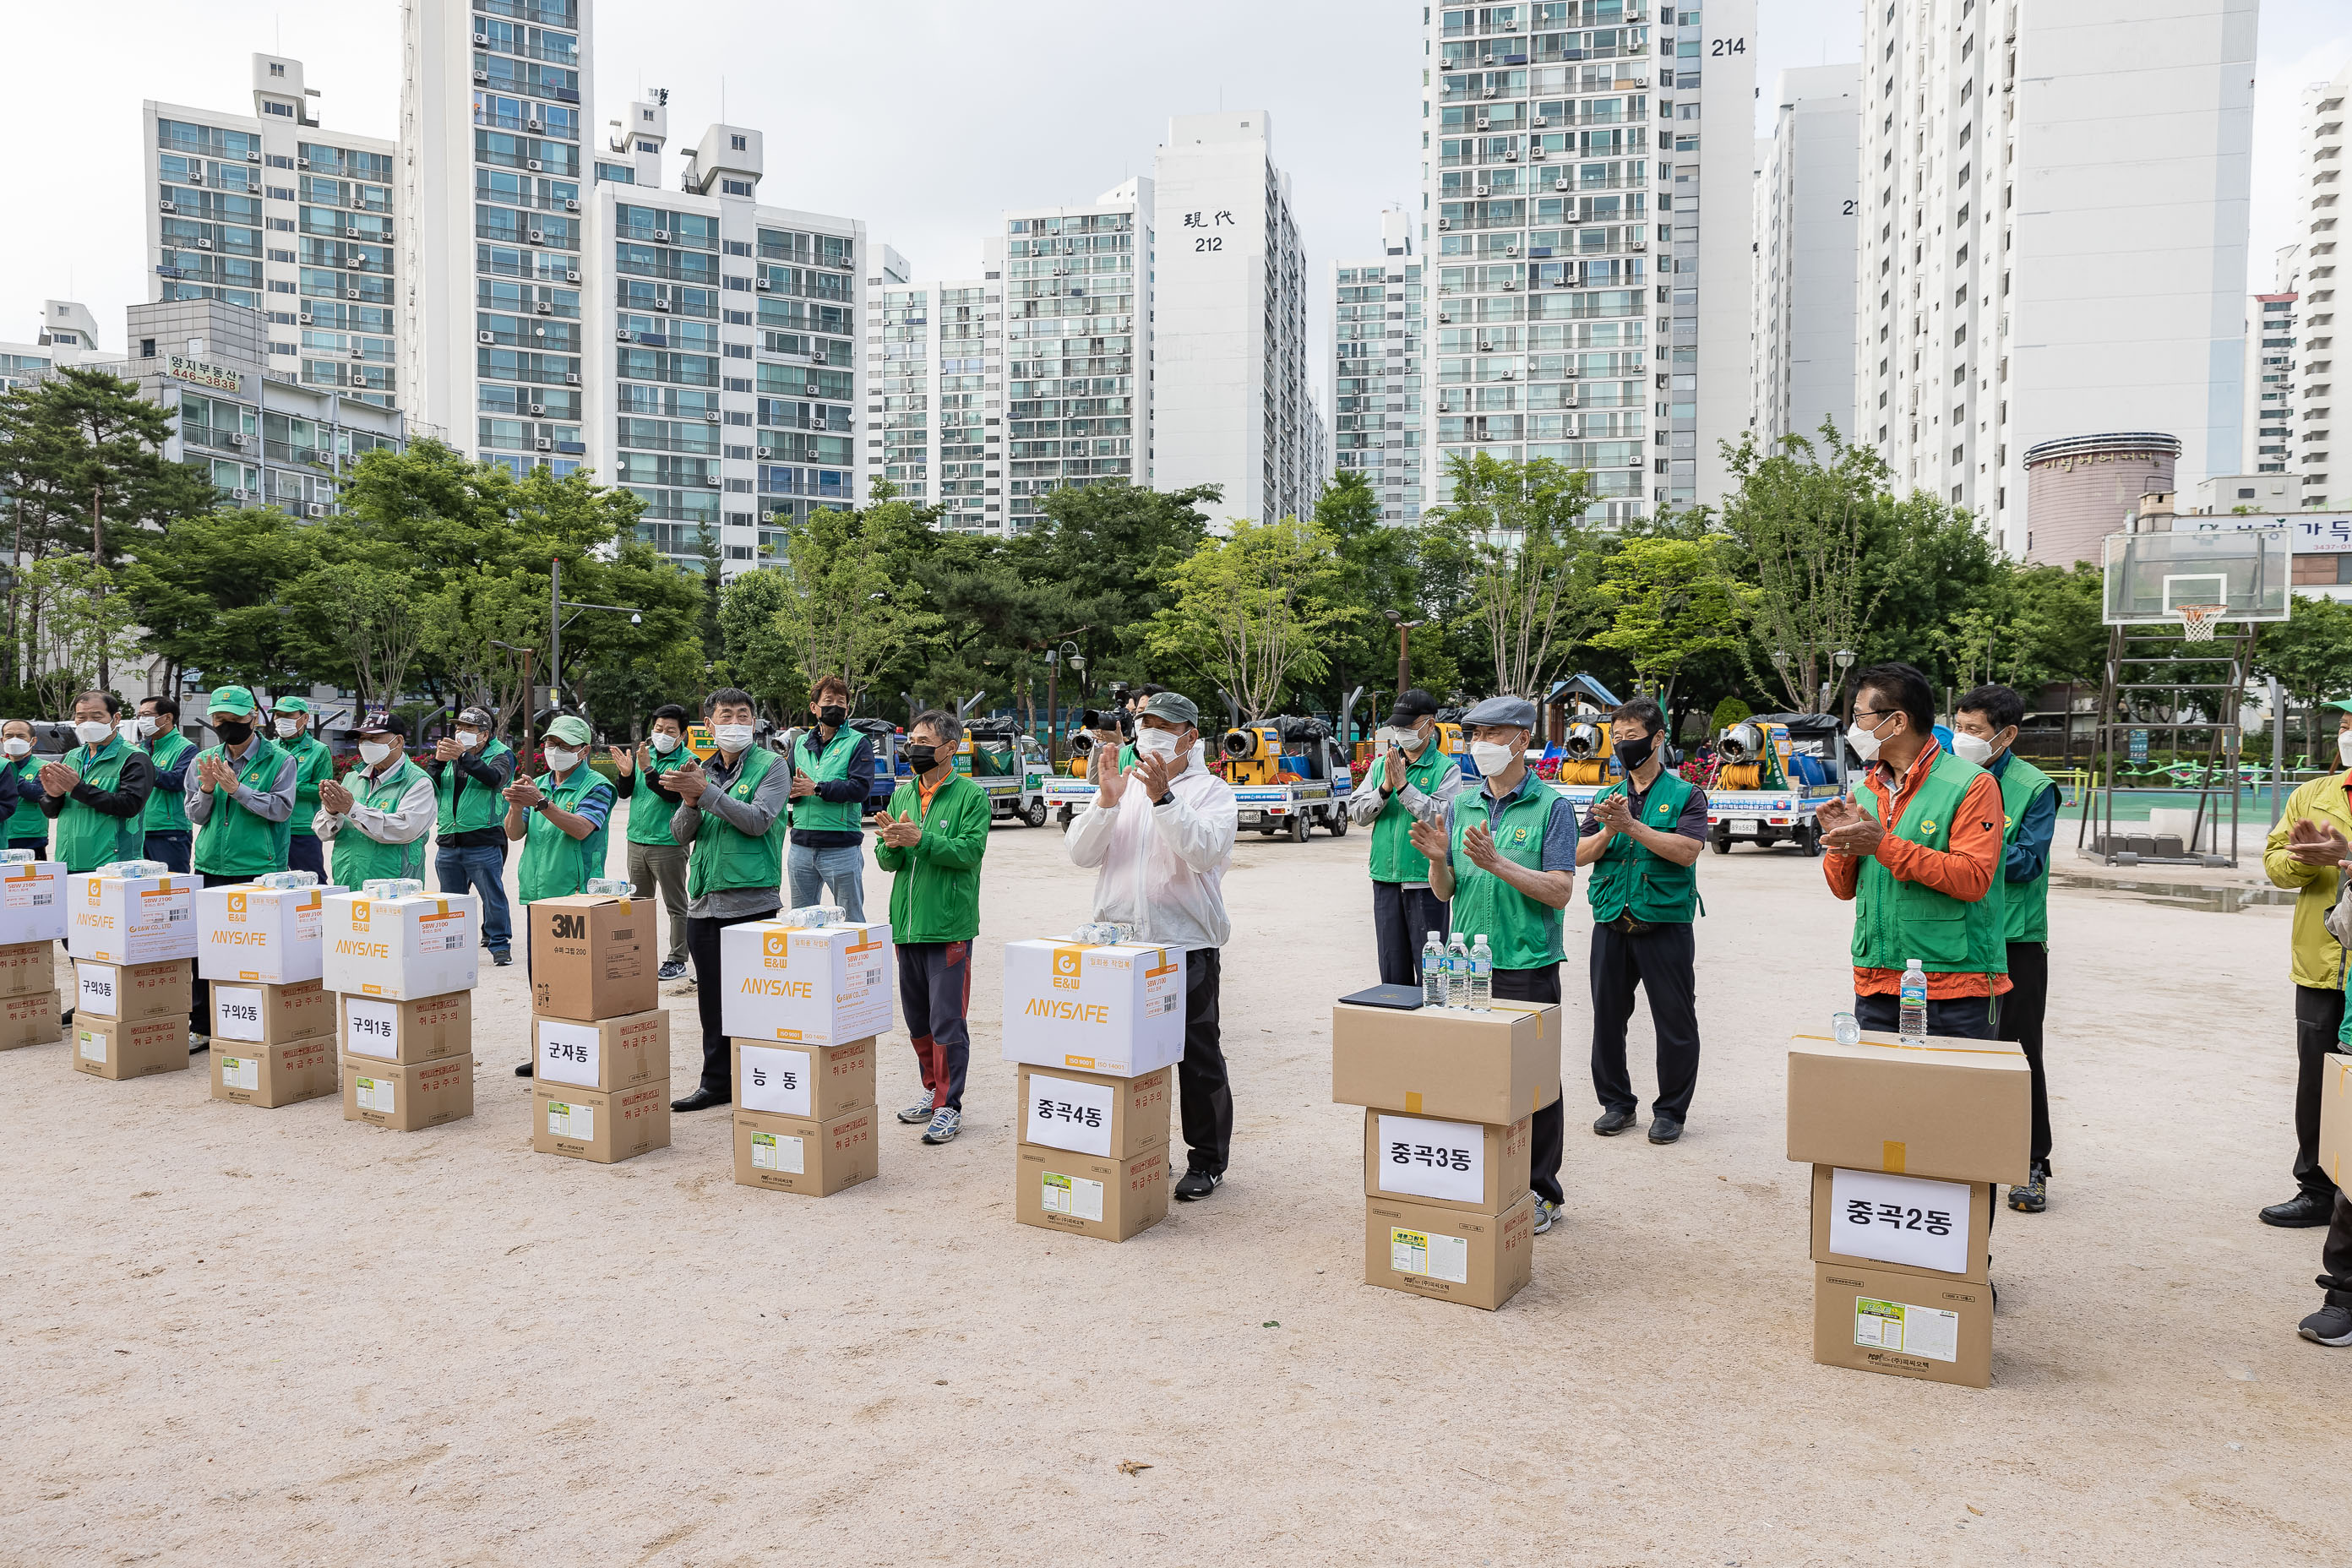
{"left": 1852, "top": 708, "right": 1893, "bottom": 722}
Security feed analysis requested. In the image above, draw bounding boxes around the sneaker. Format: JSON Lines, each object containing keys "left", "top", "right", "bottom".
{"left": 2300, "top": 1302, "right": 2352, "bottom": 1346}
{"left": 491, "top": 950, "right": 513, "bottom": 968}
{"left": 189, "top": 1034, "right": 210, "bottom": 1055}
{"left": 1646, "top": 1113, "right": 1684, "bottom": 1145}
{"left": 657, "top": 957, "right": 688, "bottom": 980}
{"left": 1173, "top": 1168, "right": 1222, "bottom": 1201}
{"left": 2009, "top": 1162, "right": 2050, "bottom": 1213}
{"left": 921, "top": 1107, "right": 962, "bottom": 1145}
{"left": 1532, "top": 1197, "right": 1561, "bottom": 1234}
{"left": 896, "top": 1095, "right": 938, "bottom": 1124}
{"left": 1592, "top": 1106, "right": 1637, "bottom": 1136}
{"left": 514, "top": 1061, "right": 533, "bottom": 1078}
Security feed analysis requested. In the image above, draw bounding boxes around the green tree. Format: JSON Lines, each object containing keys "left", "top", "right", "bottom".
{"left": 1003, "top": 479, "right": 1217, "bottom": 687}
{"left": 115, "top": 505, "right": 329, "bottom": 697}
{"left": 1145, "top": 516, "right": 1345, "bottom": 721}
{"left": 1588, "top": 535, "right": 1755, "bottom": 708}
{"left": 716, "top": 567, "right": 800, "bottom": 721}
{"left": 2256, "top": 594, "right": 2352, "bottom": 766}
{"left": 1429, "top": 451, "right": 1601, "bottom": 699}
{"left": 19, "top": 558, "right": 141, "bottom": 716}
{"left": 768, "top": 489, "right": 945, "bottom": 707}
{"left": 1712, "top": 426, "right": 1889, "bottom": 710}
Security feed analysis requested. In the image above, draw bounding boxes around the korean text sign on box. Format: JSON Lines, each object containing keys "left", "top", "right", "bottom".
{"left": 720, "top": 920, "right": 894, "bottom": 1045}
{"left": 68, "top": 871, "right": 195, "bottom": 964}
{"left": 320, "top": 890, "right": 480, "bottom": 999}
{"left": 999, "top": 938, "right": 1184, "bottom": 1078}
{"left": 733, "top": 1038, "right": 876, "bottom": 1122}
{"left": 0, "top": 859, "right": 67, "bottom": 945}
{"left": 534, "top": 1009, "right": 668, "bottom": 1092}
{"left": 1017, "top": 1063, "right": 1171, "bottom": 1161}
{"left": 340, "top": 991, "right": 471, "bottom": 1064}
{"left": 1364, "top": 1109, "right": 1533, "bottom": 1216}
{"left": 195, "top": 882, "right": 341, "bottom": 983}
{"left": 1810, "top": 1165, "right": 1991, "bottom": 1283}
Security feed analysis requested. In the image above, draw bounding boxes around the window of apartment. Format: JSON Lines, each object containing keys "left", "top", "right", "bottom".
{"left": 264, "top": 101, "right": 292, "bottom": 117}
{"left": 270, "top": 63, "right": 286, "bottom": 76}
{"left": 637, "top": 140, "right": 658, "bottom": 152}
{"left": 721, "top": 179, "right": 754, "bottom": 197}
{"left": 730, "top": 135, "right": 748, "bottom": 151}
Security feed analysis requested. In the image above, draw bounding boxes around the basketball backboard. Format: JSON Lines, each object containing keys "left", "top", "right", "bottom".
{"left": 2101, "top": 529, "right": 2291, "bottom": 626}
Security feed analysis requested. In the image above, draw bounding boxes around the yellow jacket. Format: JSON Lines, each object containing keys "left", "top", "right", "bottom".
{"left": 2263, "top": 770, "right": 2352, "bottom": 990}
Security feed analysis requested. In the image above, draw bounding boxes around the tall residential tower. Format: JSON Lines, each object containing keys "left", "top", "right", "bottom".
{"left": 1331, "top": 210, "right": 1427, "bottom": 521}
{"left": 1750, "top": 65, "right": 1859, "bottom": 454}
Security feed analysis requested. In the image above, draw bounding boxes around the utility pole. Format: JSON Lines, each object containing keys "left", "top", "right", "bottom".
{"left": 1383, "top": 610, "right": 1423, "bottom": 696}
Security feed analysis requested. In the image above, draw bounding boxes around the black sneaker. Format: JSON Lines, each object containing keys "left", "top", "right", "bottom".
{"left": 514, "top": 1061, "right": 533, "bottom": 1077}
{"left": 1173, "top": 1168, "right": 1222, "bottom": 1202}
{"left": 491, "top": 950, "right": 513, "bottom": 968}
{"left": 2009, "top": 1162, "right": 2049, "bottom": 1213}
{"left": 1592, "top": 1107, "right": 1637, "bottom": 1136}
{"left": 2300, "top": 1302, "right": 2352, "bottom": 1346}
{"left": 189, "top": 1034, "right": 210, "bottom": 1054}
{"left": 657, "top": 957, "right": 688, "bottom": 980}
{"left": 1646, "top": 1113, "right": 1684, "bottom": 1145}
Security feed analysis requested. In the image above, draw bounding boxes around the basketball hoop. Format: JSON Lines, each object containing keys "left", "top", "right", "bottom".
{"left": 2176, "top": 603, "right": 2226, "bottom": 642}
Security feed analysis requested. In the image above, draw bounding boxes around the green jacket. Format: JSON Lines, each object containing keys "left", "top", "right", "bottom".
{"left": 436, "top": 738, "right": 514, "bottom": 836}
{"left": 516, "top": 765, "right": 615, "bottom": 903}
{"left": 1446, "top": 776, "right": 1566, "bottom": 972}
{"left": 143, "top": 729, "right": 195, "bottom": 831}
{"left": 1368, "top": 741, "right": 1457, "bottom": 884}
{"left": 285, "top": 734, "right": 335, "bottom": 837}
{"left": 625, "top": 748, "right": 691, "bottom": 847}
{"left": 1585, "top": 770, "right": 1701, "bottom": 925}
{"left": 1995, "top": 754, "right": 2056, "bottom": 945}
{"left": 792, "top": 726, "right": 866, "bottom": 836}
{"left": 873, "top": 772, "right": 989, "bottom": 943}
{"left": 1851, "top": 749, "right": 2006, "bottom": 977}
{"left": 4, "top": 755, "right": 46, "bottom": 841}
{"left": 2265, "top": 770, "right": 2352, "bottom": 991}
{"left": 192, "top": 735, "right": 293, "bottom": 878}
{"left": 55, "top": 736, "right": 144, "bottom": 872}
{"left": 329, "top": 758, "right": 432, "bottom": 886}
{"left": 685, "top": 745, "right": 788, "bottom": 900}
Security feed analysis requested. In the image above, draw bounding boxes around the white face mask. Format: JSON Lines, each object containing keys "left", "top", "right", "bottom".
{"left": 2338, "top": 730, "right": 2352, "bottom": 769}
{"left": 650, "top": 732, "right": 683, "bottom": 754}
{"left": 1469, "top": 741, "right": 1518, "bottom": 777}
{"left": 454, "top": 730, "right": 481, "bottom": 750}
{"left": 542, "top": 747, "right": 580, "bottom": 773}
{"left": 1383, "top": 725, "right": 1429, "bottom": 754}
{"left": 1135, "top": 727, "right": 1183, "bottom": 760}
{"left": 274, "top": 717, "right": 302, "bottom": 738}
{"left": 138, "top": 715, "right": 161, "bottom": 738}
{"left": 357, "top": 741, "right": 394, "bottom": 767}
{"left": 1846, "top": 715, "right": 1892, "bottom": 763}
{"left": 712, "top": 723, "right": 754, "bottom": 754}
{"left": 3, "top": 738, "right": 29, "bottom": 759}
{"left": 1950, "top": 731, "right": 1993, "bottom": 765}
{"left": 73, "top": 720, "right": 115, "bottom": 746}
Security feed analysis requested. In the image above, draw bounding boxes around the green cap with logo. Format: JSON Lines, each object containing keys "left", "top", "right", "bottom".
{"left": 206, "top": 685, "right": 258, "bottom": 717}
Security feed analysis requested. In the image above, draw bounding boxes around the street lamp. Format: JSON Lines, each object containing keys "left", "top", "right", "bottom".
{"left": 548, "top": 554, "right": 642, "bottom": 715}
{"left": 1833, "top": 648, "right": 1856, "bottom": 721}
{"left": 487, "top": 640, "right": 538, "bottom": 763}
{"left": 1382, "top": 609, "right": 1424, "bottom": 694}
{"left": 1043, "top": 636, "right": 1089, "bottom": 764}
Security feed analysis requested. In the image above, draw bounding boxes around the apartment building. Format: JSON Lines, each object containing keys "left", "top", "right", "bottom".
{"left": 0, "top": 302, "right": 111, "bottom": 392}
{"left": 145, "top": 55, "right": 400, "bottom": 411}
{"left": 1001, "top": 181, "right": 1153, "bottom": 534}
{"left": 2285, "top": 62, "right": 2347, "bottom": 504}
{"left": 1750, "top": 65, "right": 1859, "bottom": 452}
{"left": 2246, "top": 259, "right": 2300, "bottom": 478}
{"left": 1856, "top": 0, "right": 2256, "bottom": 560}
{"left": 1152, "top": 112, "right": 1320, "bottom": 528}
{"left": 1331, "top": 210, "right": 1428, "bottom": 521}
{"left": 868, "top": 251, "right": 1008, "bottom": 535}
{"left": 1424, "top": 0, "right": 1755, "bottom": 523}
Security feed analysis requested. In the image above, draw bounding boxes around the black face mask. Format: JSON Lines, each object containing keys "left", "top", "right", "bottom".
{"left": 817, "top": 705, "right": 847, "bottom": 727}
{"left": 1614, "top": 733, "right": 1656, "bottom": 772}
{"left": 213, "top": 719, "right": 253, "bottom": 746}
{"left": 905, "top": 744, "right": 939, "bottom": 770}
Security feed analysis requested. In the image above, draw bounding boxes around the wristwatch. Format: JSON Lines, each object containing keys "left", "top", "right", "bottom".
{"left": 1153, "top": 791, "right": 1174, "bottom": 808}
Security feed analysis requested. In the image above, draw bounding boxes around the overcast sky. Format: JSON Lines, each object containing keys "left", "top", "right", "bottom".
{"left": 7, "top": 0, "right": 2347, "bottom": 406}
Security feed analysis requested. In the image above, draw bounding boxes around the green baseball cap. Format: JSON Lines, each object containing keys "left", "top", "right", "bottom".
{"left": 206, "top": 686, "right": 258, "bottom": 717}
{"left": 545, "top": 714, "right": 592, "bottom": 747}
{"left": 273, "top": 695, "right": 311, "bottom": 715}
{"left": 2323, "top": 700, "right": 2352, "bottom": 715}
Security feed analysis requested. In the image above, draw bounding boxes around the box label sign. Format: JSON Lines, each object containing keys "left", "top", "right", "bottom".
{"left": 1040, "top": 1169, "right": 1105, "bottom": 1222}
{"left": 1854, "top": 1296, "right": 1959, "bottom": 1363}
{"left": 213, "top": 986, "right": 265, "bottom": 1043}
{"left": 76, "top": 963, "right": 116, "bottom": 1016}
{"left": 536, "top": 1020, "right": 602, "bottom": 1087}
{"left": 354, "top": 1075, "right": 395, "bottom": 1114}
{"left": 738, "top": 1043, "right": 813, "bottom": 1117}
{"left": 346, "top": 998, "right": 400, "bottom": 1057}
{"left": 1827, "top": 1168, "right": 1969, "bottom": 1277}
{"left": 221, "top": 1054, "right": 259, "bottom": 1092}
{"left": 1375, "top": 1112, "right": 1485, "bottom": 1206}
{"left": 546, "top": 1100, "right": 594, "bottom": 1140}
{"left": 1025, "top": 1073, "right": 1115, "bottom": 1158}
{"left": 78, "top": 1029, "right": 106, "bottom": 1063}
{"left": 749, "top": 1130, "right": 804, "bottom": 1173}
{"left": 1389, "top": 1225, "right": 1471, "bottom": 1284}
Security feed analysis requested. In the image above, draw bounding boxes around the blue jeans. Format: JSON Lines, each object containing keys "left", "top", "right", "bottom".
{"left": 287, "top": 832, "right": 325, "bottom": 879}
{"left": 436, "top": 843, "right": 513, "bottom": 956}
{"left": 787, "top": 842, "right": 866, "bottom": 922}
{"left": 143, "top": 830, "right": 191, "bottom": 874}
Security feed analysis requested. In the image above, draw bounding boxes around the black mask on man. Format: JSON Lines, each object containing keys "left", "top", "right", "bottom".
{"left": 904, "top": 744, "right": 939, "bottom": 770}
{"left": 213, "top": 719, "right": 253, "bottom": 747}
{"left": 1614, "top": 733, "right": 1656, "bottom": 773}
{"left": 817, "top": 705, "right": 847, "bottom": 727}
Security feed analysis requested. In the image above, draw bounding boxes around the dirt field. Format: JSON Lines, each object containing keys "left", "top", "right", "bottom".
{"left": 5, "top": 807, "right": 2349, "bottom": 1565}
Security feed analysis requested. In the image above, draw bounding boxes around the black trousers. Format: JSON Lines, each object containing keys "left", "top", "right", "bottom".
{"left": 1854, "top": 989, "right": 2001, "bottom": 1040}
{"left": 1493, "top": 963, "right": 1565, "bottom": 1206}
{"left": 1994, "top": 940, "right": 2052, "bottom": 1167}
{"left": 1372, "top": 880, "right": 1451, "bottom": 988}
{"left": 688, "top": 908, "right": 778, "bottom": 1096}
{"left": 2320, "top": 1191, "right": 2352, "bottom": 1309}
{"left": 188, "top": 871, "right": 247, "bottom": 1038}
{"left": 2293, "top": 984, "right": 2345, "bottom": 1202}
{"left": 1588, "top": 921, "right": 1701, "bottom": 1120}
{"left": 1178, "top": 948, "right": 1231, "bottom": 1175}
{"left": 287, "top": 833, "right": 325, "bottom": 879}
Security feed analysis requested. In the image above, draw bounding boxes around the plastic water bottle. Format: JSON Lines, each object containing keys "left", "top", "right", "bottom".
{"left": 1421, "top": 931, "right": 1447, "bottom": 1008}
{"left": 0, "top": 847, "right": 35, "bottom": 863}
{"left": 1446, "top": 934, "right": 1471, "bottom": 1009}
{"left": 362, "top": 878, "right": 425, "bottom": 900}
{"left": 96, "top": 859, "right": 170, "bottom": 879}
{"left": 254, "top": 870, "right": 318, "bottom": 890}
{"left": 1469, "top": 934, "right": 1494, "bottom": 1011}
{"left": 1899, "top": 959, "right": 1929, "bottom": 1049}
{"left": 585, "top": 877, "right": 633, "bottom": 896}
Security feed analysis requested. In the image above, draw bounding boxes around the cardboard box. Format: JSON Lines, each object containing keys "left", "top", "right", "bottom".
{"left": 0, "top": 988, "right": 62, "bottom": 1050}
{"left": 535, "top": 1008, "right": 670, "bottom": 1092}
{"left": 1809, "top": 1164, "right": 1992, "bottom": 1284}
{"left": 1000, "top": 938, "right": 1185, "bottom": 1077}
{"left": 732, "top": 1106, "right": 879, "bottom": 1196}
{"left": 339, "top": 990, "right": 471, "bottom": 1065}
{"left": 1015, "top": 1141, "right": 1168, "bottom": 1241}
{"left": 341, "top": 1053, "right": 474, "bottom": 1130}
{"left": 0, "top": 858, "right": 68, "bottom": 945}
{"left": 732, "top": 1037, "right": 877, "bottom": 1122}
{"left": 1364, "top": 1193, "right": 1535, "bottom": 1311}
{"left": 320, "top": 889, "right": 480, "bottom": 999}
{"left": 719, "top": 920, "right": 895, "bottom": 1046}
{"left": 73, "top": 1015, "right": 188, "bottom": 1080}
{"left": 528, "top": 894, "right": 657, "bottom": 1021}
{"left": 532, "top": 1080, "right": 671, "bottom": 1164}
{"left": 2320, "top": 1052, "right": 2350, "bottom": 1189}
{"left": 1015, "top": 1063, "right": 1172, "bottom": 1161}
{"left": 193, "top": 880, "right": 344, "bottom": 983}
{"left": 1813, "top": 1261, "right": 1993, "bottom": 1388}
{"left": 1787, "top": 1031, "right": 2031, "bottom": 1185}
{"left": 210, "top": 978, "right": 333, "bottom": 1047}
{"left": 68, "top": 869, "right": 195, "bottom": 963}
{"left": 211, "top": 1036, "right": 338, "bottom": 1108}
{"left": 1363, "top": 1109, "right": 1533, "bottom": 1216}
{"left": 0, "top": 939, "right": 56, "bottom": 999}
{"left": 74, "top": 958, "right": 191, "bottom": 1024}
{"left": 1331, "top": 1000, "right": 1562, "bottom": 1124}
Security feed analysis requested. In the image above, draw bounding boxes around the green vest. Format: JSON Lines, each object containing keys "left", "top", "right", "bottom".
{"left": 516, "top": 765, "right": 614, "bottom": 903}
{"left": 687, "top": 745, "right": 787, "bottom": 900}
{"left": 436, "top": 738, "right": 514, "bottom": 835}
{"left": 792, "top": 727, "right": 864, "bottom": 835}
{"left": 1369, "top": 741, "right": 1457, "bottom": 884}
{"left": 1585, "top": 770, "right": 1702, "bottom": 924}
{"left": 1994, "top": 754, "right": 2055, "bottom": 945}
{"left": 56, "top": 737, "right": 144, "bottom": 873}
{"left": 142, "top": 730, "right": 194, "bottom": 831}
{"left": 626, "top": 749, "right": 691, "bottom": 846}
{"left": 4, "top": 754, "right": 46, "bottom": 841}
{"left": 193, "top": 736, "right": 293, "bottom": 877}
{"left": 1447, "top": 777, "right": 1564, "bottom": 972}
{"left": 329, "top": 757, "right": 430, "bottom": 886}
{"left": 286, "top": 734, "right": 335, "bottom": 837}
{"left": 1850, "top": 749, "right": 2008, "bottom": 977}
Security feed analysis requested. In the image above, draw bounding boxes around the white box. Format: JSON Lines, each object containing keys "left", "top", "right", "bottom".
{"left": 719, "top": 920, "right": 894, "bottom": 1046}
{"left": 0, "top": 859, "right": 67, "bottom": 944}
{"left": 999, "top": 937, "right": 1185, "bottom": 1078}
{"left": 68, "top": 870, "right": 196, "bottom": 963}
{"left": 195, "top": 881, "right": 344, "bottom": 983}
{"left": 320, "top": 889, "right": 480, "bottom": 999}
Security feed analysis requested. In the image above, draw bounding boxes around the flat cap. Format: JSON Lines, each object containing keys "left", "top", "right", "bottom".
{"left": 1138, "top": 690, "right": 1200, "bottom": 727}
{"left": 1461, "top": 694, "right": 1538, "bottom": 730}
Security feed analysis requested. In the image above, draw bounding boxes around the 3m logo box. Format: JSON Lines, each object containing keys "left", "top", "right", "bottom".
{"left": 1014, "top": 1143, "right": 1168, "bottom": 1242}
{"left": 321, "top": 890, "right": 480, "bottom": 999}
{"left": 534, "top": 1009, "right": 669, "bottom": 1093}
{"left": 210, "top": 978, "right": 334, "bottom": 1048}
{"left": 0, "top": 938, "right": 57, "bottom": 998}
{"left": 212, "top": 1037, "right": 337, "bottom": 1108}
{"left": 194, "top": 881, "right": 341, "bottom": 983}
{"left": 1015, "top": 1063, "right": 1171, "bottom": 1161}
{"left": 720, "top": 920, "right": 894, "bottom": 1045}
{"left": 74, "top": 1016, "right": 188, "bottom": 1081}
{"left": 1331, "top": 1000, "right": 1560, "bottom": 1124}
{"left": 732, "top": 1107, "right": 878, "bottom": 1195}
{"left": 1786, "top": 1031, "right": 2030, "bottom": 1185}
{"left": 1813, "top": 1261, "right": 1992, "bottom": 1388}
{"left": 1363, "top": 1109, "right": 1533, "bottom": 1216}
{"left": 1364, "top": 1194, "right": 1534, "bottom": 1311}
{"left": 732, "top": 1037, "right": 876, "bottom": 1122}
{"left": 533, "top": 1081, "right": 671, "bottom": 1164}
{"left": 68, "top": 870, "right": 194, "bottom": 964}
{"left": 75, "top": 959, "right": 192, "bottom": 1024}
{"left": 341, "top": 1054, "right": 474, "bottom": 1131}
{"left": 0, "top": 988, "right": 61, "bottom": 1050}
{"left": 339, "top": 991, "right": 471, "bottom": 1065}
{"left": 529, "top": 895, "right": 656, "bottom": 1021}
{"left": 1000, "top": 938, "right": 1184, "bottom": 1078}
{"left": 0, "top": 859, "right": 67, "bottom": 945}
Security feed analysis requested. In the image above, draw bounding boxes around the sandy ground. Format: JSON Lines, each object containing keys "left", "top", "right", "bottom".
{"left": 5, "top": 802, "right": 2350, "bottom": 1566}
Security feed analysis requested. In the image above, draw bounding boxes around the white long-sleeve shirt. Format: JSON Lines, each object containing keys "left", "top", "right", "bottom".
{"left": 1064, "top": 749, "right": 1238, "bottom": 951}
{"left": 312, "top": 763, "right": 438, "bottom": 848}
